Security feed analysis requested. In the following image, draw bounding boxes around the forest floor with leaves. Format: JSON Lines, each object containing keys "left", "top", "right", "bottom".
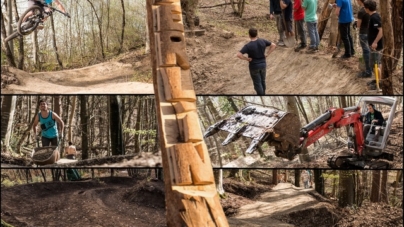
{"left": 1, "top": 170, "right": 402, "bottom": 227}
{"left": 2, "top": 0, "right": 402, "bottom": 95}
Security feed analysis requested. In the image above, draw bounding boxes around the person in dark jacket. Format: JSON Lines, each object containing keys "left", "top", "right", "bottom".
{"left": 237, "top": 28, "right": 276, "bottom": 95}
{"left": 363, "top": 103, "right": 384, "bottom": 142}
{"left": 269, "top": 0, "right": 286, "bottom": 46}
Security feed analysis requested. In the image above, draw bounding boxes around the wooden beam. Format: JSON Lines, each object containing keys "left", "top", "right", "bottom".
{"left": 147, "top": 0, "right": 229, "bottom": 226}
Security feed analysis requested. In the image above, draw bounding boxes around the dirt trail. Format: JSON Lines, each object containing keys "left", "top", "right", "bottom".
{"left": 190, "top": 29, "right": 369, "bottom": 95}
{"left": 1, "top": 177, "right": 166, "bottom": 227}
{"left": 228, "top": 183, "right": 334, "bottom": 227}
{"left": 2, "top": 52, "right": 154, "bottom": 94}
{"left": 190, "top": 0, "right": 402, "bottom": 95}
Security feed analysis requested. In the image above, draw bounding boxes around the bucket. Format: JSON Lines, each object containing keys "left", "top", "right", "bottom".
{"left": 32, "top": 146, "right": 60, "bottom": 165}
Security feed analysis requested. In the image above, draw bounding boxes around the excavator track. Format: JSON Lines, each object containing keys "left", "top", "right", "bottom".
{"left": 363, "top": 161, "right": 391, "bottom": 169}
{"left": 327, "top": 155, "right": 353, "bottom": 169}
{"left": 328, "top": 155, "right": 391, "bottom": 169}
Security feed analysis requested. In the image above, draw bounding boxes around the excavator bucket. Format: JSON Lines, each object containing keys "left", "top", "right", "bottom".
{"left": 204, "top": 106, "right": 302, "bottom": 160}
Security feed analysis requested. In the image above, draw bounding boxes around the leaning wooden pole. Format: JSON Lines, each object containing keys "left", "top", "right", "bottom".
{"left": 146, "top": 0, "right": 229, "bottom": 226}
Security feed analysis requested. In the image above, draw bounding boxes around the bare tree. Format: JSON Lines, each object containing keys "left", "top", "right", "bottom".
{"left": 379, "top": 3, "right": 394, "bottom": 94}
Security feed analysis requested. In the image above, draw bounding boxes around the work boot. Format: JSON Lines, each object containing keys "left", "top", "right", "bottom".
{"left": 357, "top": 71, "right": 372, "bottom": 78}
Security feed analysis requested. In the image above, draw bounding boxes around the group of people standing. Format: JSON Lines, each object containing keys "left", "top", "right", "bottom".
{"left": 237, "top": 0, "right": 384, "bottom": 95}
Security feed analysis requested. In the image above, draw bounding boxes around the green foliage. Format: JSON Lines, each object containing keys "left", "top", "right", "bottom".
{"left": 1, "top": 219, "right": 15, "bottom": 227}
{"left": 1, "top": 179, "right": 16, "bottom": 187}
{"left": 131, "top": 70, "right": 153, "bottom": 83}
{"left": 124, "top": 128, "right": 156, "bottom": 137}
{"left": 322, "top": 172, "right": 339, "bottom": 180}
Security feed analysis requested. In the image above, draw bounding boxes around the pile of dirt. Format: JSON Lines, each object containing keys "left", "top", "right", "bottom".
{"left": 277, "top": 204, "right": 341, "bottom": 227}
{"left": 123, "top": 180, "right": 166, "bottom": 209}
{"left": 222, "top": 178, "right": 272, "bottom": 200}
{"left": 1, "top": 177, "right": 167, "bottom": 227}
{"left": 1, "top": 66, "right": 19, "bottom": 89}
{"left": 220, "top": 178, "right": 272, "bottom": 216}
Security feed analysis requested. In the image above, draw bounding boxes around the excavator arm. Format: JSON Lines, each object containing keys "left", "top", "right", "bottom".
{"left": 204, "top": 105, "right": 366, "bottom": 161}
{"left": 297, "top": 106, "right": 365, "bottom": 157}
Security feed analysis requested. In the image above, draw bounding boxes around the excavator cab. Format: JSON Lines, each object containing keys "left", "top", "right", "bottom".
{"left": 356, "top": 96, "right": 397, "bottom": 157}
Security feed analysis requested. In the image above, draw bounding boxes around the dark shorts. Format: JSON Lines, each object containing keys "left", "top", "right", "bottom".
{"left": 41, "top": 137, "right": 58, "bottom": 147}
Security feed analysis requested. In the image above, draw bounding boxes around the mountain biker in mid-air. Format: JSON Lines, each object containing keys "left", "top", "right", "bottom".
{"left": 22, "top": 0, "right": 69, "bottom": 30}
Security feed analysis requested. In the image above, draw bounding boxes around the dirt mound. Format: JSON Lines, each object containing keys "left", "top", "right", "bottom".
{"left": 1, "top": 177, "right": 167, "bottom": 227}
{"left": 277, "top": 204, "right": 341, "bottom": 227}
{"left": 123, "top": 181, "right": 166, "bottom": 209}
{"left": 223, "top": 178, "right": 272, "bottom": 199}
{"left": 1, "top": 50, "right": 153, "bottom": 94}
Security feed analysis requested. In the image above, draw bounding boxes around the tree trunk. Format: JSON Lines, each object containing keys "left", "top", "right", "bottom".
{"left": 50, "top": 14, "right": 63, "bottom": 69}
{"left": 32, "top": 30, "right": 40, "bottom": 69}
{"left": 370, "top": 170, "right": 381, "bottom": 203}
{"left": 379, "top": 3, "right": 394, "bottom": 94}
{"left": 1, "top": 96, "right": 17, "bottom": 152}
{"left": 15, "top": 96, "right": 40, "bottom": 154}
{"left": 380, "top": 170, "right": 388, "bottom": 203}
{"left": 147, "top": 0, "right": 228, "bottom": 226}
{"left": 87, "top": 0, "right": 105, "bottom": 59}
{"left": 7, "top": 0, "right": 13, "bottom": 53}
{"left": 118, "top": 0, "right": 126, "bottom": 54}
{"left": 1, "top": 11, "right": 16, "bottom": 67}
{"left": 68, "top": 96, "right": 77, "bottom": 143}
{"left": 338, "top": 170, "right": 355, "bottom": 207}
{"left": 109, "top": 95, "right": 125, "bottom": 155}
{"left": 272, "top": 169, "right": 278, "bottom": 185}
{"left": 391, "top": 0, "right": 403, "bottom": 70}
{"left": 317, "top": 0, "right": 332, "bottom": 40}
{"left": 13, "top": 0, "right": 24, "bottom": 70}
{"left": 314, "top": 169, "right": 324, "bottom": 195}
{"left": 294, "top": 169, "right": 301, "bottom": 187}
{"left": 329, "top": 5, "right": 339, "bottom": 47}
{"left": 134, "top": 97, "right": 142, "bottom": 154}
{"left": 80, "top": 95, "right": 88, "bottom": 159}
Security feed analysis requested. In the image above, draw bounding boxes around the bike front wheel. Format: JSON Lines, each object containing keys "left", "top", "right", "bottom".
{"left": 17, "top": 5, "right": 44, "bottom": 36}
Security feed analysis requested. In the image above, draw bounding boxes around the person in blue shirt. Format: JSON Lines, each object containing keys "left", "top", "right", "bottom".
{"left": 333, "top": 0, "right": 355, "bottom": 58}
{"left": 32, "top": 99, "right": 64, "bottom": 147}
{"left": 237, "top": 28, "right": 276, "bottom": 95}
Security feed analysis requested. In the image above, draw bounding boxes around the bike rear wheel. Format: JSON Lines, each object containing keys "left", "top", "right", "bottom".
{"left": 17, "top": 5, "right": 44, "bottom": 36}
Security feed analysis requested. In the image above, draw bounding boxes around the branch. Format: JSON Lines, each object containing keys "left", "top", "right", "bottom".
{"left": 199, "top": 2, "right": 240, "bottom": 8}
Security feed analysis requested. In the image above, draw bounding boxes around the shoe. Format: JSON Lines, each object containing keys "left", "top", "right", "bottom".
{"left": 37, "top": 22, "right": 44, "bottom": 30}
{"left": 340, "top": 54, "right": 351, "bottom": 59}
{"left": 294, "top": 44, "right": 306, "bottom": 52}
{"left": 297, "top": 43, "right": 307, "bottom": 49}
{"left": 357, "top": 71, "right": 372, "bottom": 78}
{"left": 277, "top": 41, "right": 285, "bottom": 46}
{"left": 368, "top": 79, "right": 376, "bottom": 85}
{"left": 369, "top": 83, "right": 377, "bottom": 90}
{"left": 307, "top": 46, "right": 318, "bottom": 53}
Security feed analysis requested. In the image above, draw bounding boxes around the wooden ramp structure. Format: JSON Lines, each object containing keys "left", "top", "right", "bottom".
{"left": 147, "top": 0, "right": 229, "bottom": 226}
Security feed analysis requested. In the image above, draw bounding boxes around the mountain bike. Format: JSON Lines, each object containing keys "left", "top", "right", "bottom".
{"left": 4, "top": 3, "right": 70, "bottom": 42}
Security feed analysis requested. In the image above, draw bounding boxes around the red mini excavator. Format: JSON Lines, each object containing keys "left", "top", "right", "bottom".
{"left": 204, "top": 97, "right": 397, "bottom": 169}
